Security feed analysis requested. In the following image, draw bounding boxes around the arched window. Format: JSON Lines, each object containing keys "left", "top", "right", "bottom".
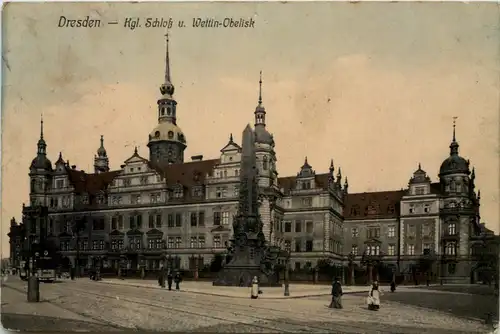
{"left": 263, "top": 156, "right": 268, "bottom": 170}
{"left": 168, "top": 131, "right": 174, "bottom": 139}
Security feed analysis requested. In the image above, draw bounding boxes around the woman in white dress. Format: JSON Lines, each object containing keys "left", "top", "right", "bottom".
{"left": 367, "top": 280, "right": 382, "bottom": 310}
{"left": 251, "top": 276, "right": 259, "bottom": 299}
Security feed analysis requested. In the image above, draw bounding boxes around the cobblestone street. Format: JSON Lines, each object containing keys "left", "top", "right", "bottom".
{"left": 1, "top": 277, "right": 492, "bottom": 333}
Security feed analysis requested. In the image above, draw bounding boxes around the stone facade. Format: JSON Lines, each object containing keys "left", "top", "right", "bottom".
{"left": 9, "top": 38, "right": 486, "bottom": 284}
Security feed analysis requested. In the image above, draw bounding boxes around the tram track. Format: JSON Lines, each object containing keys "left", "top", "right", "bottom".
{"left": 70, "top": 281, "right": 378, "bottom": 333}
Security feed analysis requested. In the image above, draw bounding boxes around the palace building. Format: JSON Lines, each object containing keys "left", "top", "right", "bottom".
{"left": 8, "top": 36, "right": 486, "bottom": 284}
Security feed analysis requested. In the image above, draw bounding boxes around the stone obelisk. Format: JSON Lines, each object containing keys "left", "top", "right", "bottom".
{"left": 213, "top": 125, "right": 280, "bottom": 287}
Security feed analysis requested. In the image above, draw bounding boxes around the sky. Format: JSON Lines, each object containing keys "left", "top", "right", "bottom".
{"left": 2, "top": 2, "right": 499, "bottom": 257}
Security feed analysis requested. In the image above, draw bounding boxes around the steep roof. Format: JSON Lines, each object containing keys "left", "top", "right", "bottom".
{"left": 65, "top": 159, "right": 220, "bottom": 199}
{"left": 67, "top": 169, "right": 121, "bottom": 195}
{"left": 344, "top": 190, "right": 405, "bottom": 220}
{"left": 278, "top": 173, "right": 331, "bottom": 193}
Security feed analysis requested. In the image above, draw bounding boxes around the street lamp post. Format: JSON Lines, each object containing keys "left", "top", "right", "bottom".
{"left": 283, "top": 250, "right": 291, "bottom": 296}
{"left": 347, "top": 252, "right": 355, "bottom": 286}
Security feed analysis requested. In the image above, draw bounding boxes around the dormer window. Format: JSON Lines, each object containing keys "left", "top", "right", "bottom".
{"left": 409, "top": 205, "right": 414, "bottom": 214}
{"left": 168, "top": 131, "right": 174, "bottom": 139}
{"left": 174, "top": 185, "right": 184, "bottom": 198}
{"left": 155, "top": 131, "right": 160, "bottom": 138}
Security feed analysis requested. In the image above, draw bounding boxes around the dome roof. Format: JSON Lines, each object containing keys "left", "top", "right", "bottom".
{"left": 31, "top": 155, "right": 52, "bottom": 171}
{"left": 439, "top": 154, "right": 469, "bottom": 176}
{"left": 254, "top": 126, "right": 274, "bottom": 146}
{"left": 439, "top": 138, "right": 469, "bottom": 176}
{"left": 148, "top": 122, "right": 187, "bottom": 146}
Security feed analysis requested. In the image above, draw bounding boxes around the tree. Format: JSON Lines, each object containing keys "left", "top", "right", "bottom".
{"left": 210, "top": 254, "right": 225, "bottom": 273}
{"left": 417, "top": 249, "right": 436, "bottom": 282}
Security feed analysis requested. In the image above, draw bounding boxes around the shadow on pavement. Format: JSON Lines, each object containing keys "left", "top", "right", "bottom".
{"left": 411, "top": 285, "right": 496, "bottom": 296}
{"left": 1, "top": 313, "right": 124, "bottom": 331}
{"left": 352, "top": 290, "right": 498, "bottom": 322}
{"left": 190, "top": 318, "right": 486, "bottom": 334}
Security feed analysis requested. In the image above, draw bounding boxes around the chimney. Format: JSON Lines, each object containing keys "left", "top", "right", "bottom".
{"left": 191, "top": 155, "right": 203, "bottom": 162}
{"left": 71, "top": 165, "right": 76, "bottom": 170}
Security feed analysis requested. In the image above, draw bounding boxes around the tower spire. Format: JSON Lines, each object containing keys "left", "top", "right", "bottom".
{"left": 254, "top": 71, "right": 266, "bottom": 127}
{"left": 159, "top": 30, "right": 175, "bottom": 98}
{"left": 40, "top": 114, "right": 44, "bottom": 140}
{"left": 37, "top": 114, "right": 47, "bottom": 155}
{"left": 449, "top": 116, "right": 459, "bottom": 155}
{"left": 165, "top": 31, "right": 171, "bottom": 86}
{"left": 258, "top": 70, "right": 263, "bottom": 106}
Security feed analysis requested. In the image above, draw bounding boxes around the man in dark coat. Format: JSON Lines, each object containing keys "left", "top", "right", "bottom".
{"left": 174, "top": 272, "right": 181, "bottom": 291}
{"left": 158, "top": 267, "right": 166, "bottom": 288}
{"left": 167, "top": 270, "right": 173, "bottom": 291}
{"left": 329, "top": 277, "right": 343, "bottom": 309}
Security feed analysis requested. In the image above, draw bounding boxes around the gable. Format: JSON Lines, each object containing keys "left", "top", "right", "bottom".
{"left": 109, "top": 229, "right": 124, "bottom": 236}
{"left": 220, "top": 142, "right": 242, "bottom": 153}
{"left": 211, "top": 225, "right": 231, "bottom": 233}
{"left": 146, "top": 228, "right": 163, "bottom": 236}
{"left": 126, "top": 228, "right": 143, "bottom": 236}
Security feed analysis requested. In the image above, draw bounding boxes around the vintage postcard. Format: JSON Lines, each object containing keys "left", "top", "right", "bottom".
{"left": 1, "top": 1, "right": 499, "bottom": 332}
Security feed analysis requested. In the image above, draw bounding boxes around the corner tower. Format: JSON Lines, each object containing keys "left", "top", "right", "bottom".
{"left": 147, "top": 33, "right": 187, "bottom": 165}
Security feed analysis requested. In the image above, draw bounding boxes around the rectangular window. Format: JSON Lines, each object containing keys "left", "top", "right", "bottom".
{"left": 148, "top": 215, "right": 155, "bottom": 229}
{"left": 190, "top": 237, "right": 197, "bottom": 248}
{"left": 92, "top": 240, "right": 98, "bottom": 250}
{"left": 213, "top": 212, "right": 221, "bottom": 225}
{"left": 155, "top": 214, "right": 162, "bottom": 228}
{"left": 175, "top": 237, "right": 182, "bottom": 249}
{"left": 448, "top": 223, "right": 456, "bottom": 235}
{"left": 198, "top": 211, "right": 205, "bottom": 226}
{"left": 388, "top": 226, "right": 395, "bottom": 238}
{"left": 388, "top": 244, "right": 395, "bottom": 256}
{"left": 306, "top": 221, "right": 313, "bottom": 233}
{"left": 302, "top": 197, "right": 312, "bottom": 207}
{"left": 148, "top": 239, "right": 154, "bottom": 249}
{"left": 99, "top": 240, "right": 104, "bottom": 250}
{"left": 407, "top": 244, "right": 415, "bottom": 256}
{"left": 111, "top": 217, "right": 117, "bottom": 230}
{"left": 351, "top": 227, "right": 358, "bottom": 238}
{"left": 408, "top": 225, "right": 416, "bottom": 237}
{"left": 284, "top": 222, "right": 291, "bottom": 233}
{"left": 175, "top": 213, "right": 182, "bottom": 227}
{"left": 129, "top": 216, "right": 135, "bottom": 230}
{"left": 213, "top": 235, "right": 221, "bottom": 248}
{"left": 118, "top": 239, "right": 123, "bottom": 249}
{"left": 222, "top": 212, "right": 230, "bottom": 225}
{"left": 117, "top": 215, "right": 124, "bottom": 230}
{"left": 423, "top": 243, "right": 432, "bottom": 254}
{"left": 111, "top": 239, "right": 118, "bottom": 250}
{"left": 284, "top": 240, "right": 291, "bottom": 252}
{"left": 190, "top": 213, "right": 198, "bottom": 227}
{"left": 351, "top": 245, "right": 358, "bottom": 255}
{"left": 198, "top": 236, "right": 205, "bottom": 249}
{"left": 295, "top": 221, "right": 302, "bottom": 233}
{"left": 295, "top": 240, "right": 301, "bottom": 252}
{"left": 168, "top": 214, "right": 174, "bottom": 227}
{"left": 168, "top": 237, "right": 174, "bottom": 249}
{"left": 305, "top": 240, "right": 313, "bottom": 252}
{"left": 136, "top": 215, "right": 142, "bottom": 229}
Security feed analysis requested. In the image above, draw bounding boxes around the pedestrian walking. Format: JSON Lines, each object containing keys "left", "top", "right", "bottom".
{"left": 250, "top": 276, "right": 259, "bottom": 299}
{"left": 390, "top": 281, "right": 396, "bottom": 292}
{"left": 367, "top": 281, "right": 383, "bottom": 311}
{"left": 329, "top": 277, "right": 343, "bottom": 309}
{"left": 174, "top": 271, "right": 181, "bottom": 291}
{"left": 167, "top": 270, "right": 173, "bottom": 290}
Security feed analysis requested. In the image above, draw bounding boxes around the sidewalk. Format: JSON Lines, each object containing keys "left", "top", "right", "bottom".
{"left": 98, "top": 278, "right": 380, "bottom": 299}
